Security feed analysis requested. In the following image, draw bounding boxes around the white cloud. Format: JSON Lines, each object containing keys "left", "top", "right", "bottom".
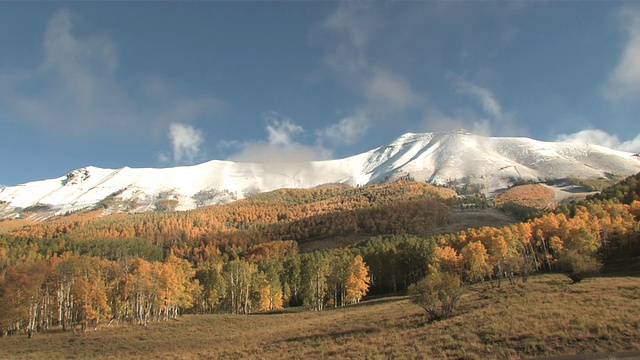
{"left": 320, "top": 2, "right": 374, "bottom": 52}
{"left": 318, "top": 111, "right": 371, "bottom": 145}
{"left": 228, "top": 142, "right": 322, "bottom": 164}
{"left": 153, "top": 96, "right": 225, "bottom": 139}
{"left": 317, "top": 5, "right": 369, "bottom": 84}
{"left": 604, "top": 7, "right": 640, "bottom": 102}
{"left": 226, "top": 112, "right": 330, "bottom": 164}
{"left": 557, "top": 129, "right": 640, "bottom": 153}
{"left": 0, "top": 10, "right": 225, "bottom": 138}
{"left": 315, "top": 2, "right": 380, "bottom": 79}
{"left": 43, "top": 10, "right": 117, "bottom": 94}
{"left": 421, "top": 108, "right": 492, "bottom": 136}
{"left": 556, "top": 129, "right": 621, "bottom": 148}
{"left": 226, "top": 110, "right": 371, "bottom": 162}
{"left": 314, "top": 2, "right": 422, "bottom": 141}
{"left": 315, "top": 2, "right": 534, "bottom": 140}
{"left": 1, "top": 10, "right": 129, "bottom": 132}
{"left": 157, "top": 153, "right": 170, "bottom": 163}
{"left": 442, "top": 76, "right": 524, "bottom": 136}
{"left": 168, "top": 123, "right": 205, "bottom": 163}
{"left": 264, "top": 111, "right": 304, "bottom": 146}
{"left": 366, "top": 67, "right": 421, "bottom": 110}
{"left": 621, "top": 136, "right": 640, "bottom": 153}
{"left": 454, "top": 79, "right": 505, "bottom": 121}
{"left": 463, "top": 82, "right": 505, "bottom": 120}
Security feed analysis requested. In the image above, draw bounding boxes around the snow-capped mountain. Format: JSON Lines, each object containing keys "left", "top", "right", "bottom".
{"left": 2, "top": 131, "right": 640, "bottom": 220}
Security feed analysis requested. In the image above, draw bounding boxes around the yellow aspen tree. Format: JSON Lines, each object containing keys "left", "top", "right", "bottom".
{"left": 0, "top": 261, "right": 48, "bottom": 335}
{"left": 460, "top": 241, "right": 491, "bottom": 283}
{"left": 631, "top": 200, "right": 640, "bottom": 218}
{"left": 433, "top": 246, "right": 461, "bottom": 275}
{"left": 483, "top": 231, "right": 509, "bottom": 286}
{"left": 255, "top": 258, "right": 284, "bottom": 311}
{"left": 223, "top": 260, "right": 256, "bottom": 314}
{"left": 163, "top": 255, "right": 199, "bottom": 318}
{"left": 345, "top": 255, "right": 370, "bottom": 304}
{"left": 251, "top": 271, "right": 272, "bottom": 312}
{"left": 548, "top": 235, "right": 564, "bottom": 254}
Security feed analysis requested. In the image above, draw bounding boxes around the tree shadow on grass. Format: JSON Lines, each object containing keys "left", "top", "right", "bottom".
{"left": 279, "top": 327, "right": 381, "bottom": 344}
{"left": 600, "top": 255, "right": 640, "bottom": 277}
{"left": 249, "top": 295, "right": 409, "bottom": 316}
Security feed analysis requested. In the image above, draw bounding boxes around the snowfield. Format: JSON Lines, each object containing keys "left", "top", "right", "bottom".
{"left": 2, "top": 131, "right": 640, "bottom": 220}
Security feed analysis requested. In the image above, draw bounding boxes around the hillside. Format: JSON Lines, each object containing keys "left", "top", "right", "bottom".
{"left": 0, "top": 181, "right": 458, "bottom": 263}
{"left": 2, "top": 130, "right": 639, "bottom": 220}
{"left": 1, "top": 274, "right": 637, "bottom": 359}
{"left": 1, "top": 171, "right": 639, "bottom": 359}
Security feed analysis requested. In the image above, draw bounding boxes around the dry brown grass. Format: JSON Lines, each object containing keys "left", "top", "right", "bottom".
{"left": 436, "top": 208, "right": 517, "bottom": 234}
{"left": 2, "top": 274, "right": 638, "bottom": 359}
{"left": 298, "top": 208, "right": 517, "bottom": 253}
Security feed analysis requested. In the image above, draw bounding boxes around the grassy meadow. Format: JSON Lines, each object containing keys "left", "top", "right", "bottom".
{"left": 1, "top": 273, "right": 638, "bottom": 359}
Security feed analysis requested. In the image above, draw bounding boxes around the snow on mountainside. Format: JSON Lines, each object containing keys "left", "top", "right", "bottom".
{"left": 2, "top": 131, "right": 640, "bottom": 220}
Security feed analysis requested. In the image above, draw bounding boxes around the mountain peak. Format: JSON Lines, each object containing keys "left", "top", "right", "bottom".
{"left": 2, "top": 132, "right": 640, "bottom": 220}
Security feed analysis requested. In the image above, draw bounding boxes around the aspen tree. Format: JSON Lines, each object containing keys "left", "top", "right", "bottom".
{"left": 345, "top": 255, "right": 370, "bottom": 304}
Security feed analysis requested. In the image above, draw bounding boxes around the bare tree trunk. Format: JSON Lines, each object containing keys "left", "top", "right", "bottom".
{"left": 540, "top": 238, "right": 553, "bottom": 271}
{"left": 243, "top": 282, "right": 250, "bottom": 314}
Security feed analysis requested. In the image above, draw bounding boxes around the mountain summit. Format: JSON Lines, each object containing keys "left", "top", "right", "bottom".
{"left": 2, "top": 131, "right": 640, "bottom": 220}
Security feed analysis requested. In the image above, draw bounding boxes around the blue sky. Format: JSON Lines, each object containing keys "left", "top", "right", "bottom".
{"left": 1, "top": 1, "right": 640, "bottom": 187}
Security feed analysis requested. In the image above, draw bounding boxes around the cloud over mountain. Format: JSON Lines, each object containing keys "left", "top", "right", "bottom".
{"left": 604, "top": 6, "right": 640, "bottom": 102}
{"left": 226, "top": 112, "right": 329, "bottom": 164}
{"left": 557, "top": 129, "right": 640, "bottom": 153}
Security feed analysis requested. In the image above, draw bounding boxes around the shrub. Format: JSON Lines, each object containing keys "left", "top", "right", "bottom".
{"left": 556, "top": 249, "right": 602, "bottom": 284}
{"left": 409, "top": 269, "right": 463, "bottom": 322}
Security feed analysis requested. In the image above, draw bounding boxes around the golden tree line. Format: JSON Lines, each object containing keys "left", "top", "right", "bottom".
{"left": 0, "top": 254, "right": 197, "bottom": 335}
{"left": 0, "top": 242, "right": 371, "bottom": 336}
{"left": 406, "top": 184, "right": 640, "bottom": 321}
{"left": 428, "top": 199, "right": 640, "bottom": 285}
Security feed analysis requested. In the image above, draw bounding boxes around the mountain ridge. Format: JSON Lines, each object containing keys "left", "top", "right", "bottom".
{"left": 2, "top": 130, "right": 640, "bottom": 220}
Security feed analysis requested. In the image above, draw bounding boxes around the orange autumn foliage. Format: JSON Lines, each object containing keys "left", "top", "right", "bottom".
{"left": 494, "top": 184, "right": 555, "bottom": 209}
